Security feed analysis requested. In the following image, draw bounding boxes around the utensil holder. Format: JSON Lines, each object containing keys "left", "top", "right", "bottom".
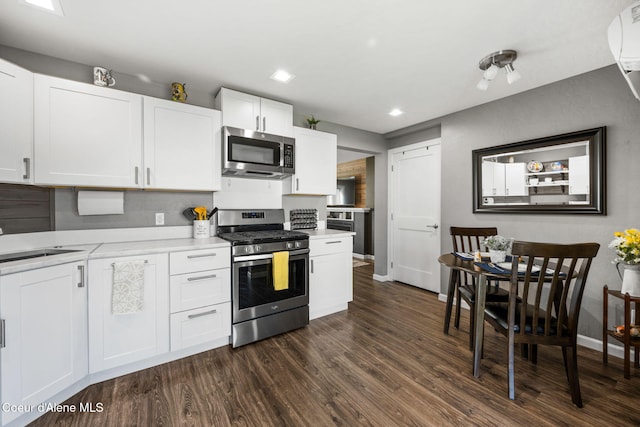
{"left": 193, "top": 220, "right": 210, "bottom": 239}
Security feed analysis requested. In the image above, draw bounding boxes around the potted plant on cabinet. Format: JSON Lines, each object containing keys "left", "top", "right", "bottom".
{"left": 306, "top": 115, "right": 320, "bottom": 130}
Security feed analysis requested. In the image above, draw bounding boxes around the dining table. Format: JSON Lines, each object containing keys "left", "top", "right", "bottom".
{"left": 438, "top": 252, "right": 510, "bottom": 378}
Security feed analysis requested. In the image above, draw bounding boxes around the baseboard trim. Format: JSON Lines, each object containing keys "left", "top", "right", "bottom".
{"left": 353, "top": 253, "right": 375, "bottom": 261}
{"left": 372, "top": 274, "right": 390, "bottom": 282}
{"left": 436, "top": 294, "right": 631, "bottom": 360}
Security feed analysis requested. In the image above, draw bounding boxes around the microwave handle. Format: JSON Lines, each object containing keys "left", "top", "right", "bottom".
{"left": 256, "top": 115, "right": 260, "bottom": 131}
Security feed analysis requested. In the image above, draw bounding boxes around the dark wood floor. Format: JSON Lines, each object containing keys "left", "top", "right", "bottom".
{"left": 32, "top": 262, "right": 639, "bottom": 426}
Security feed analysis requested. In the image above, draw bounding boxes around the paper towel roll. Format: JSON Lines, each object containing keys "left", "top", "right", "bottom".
{"left": 77, "top": 191, "right": 124, "bottom": 215}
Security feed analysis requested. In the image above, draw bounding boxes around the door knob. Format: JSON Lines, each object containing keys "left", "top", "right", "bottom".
{"left": 427, "top": 224, "right": 439, "bottom": 229}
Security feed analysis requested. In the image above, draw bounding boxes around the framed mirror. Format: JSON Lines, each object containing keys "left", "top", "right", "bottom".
{"left": 472, "top": 127, "right": 606, "bottom": 214}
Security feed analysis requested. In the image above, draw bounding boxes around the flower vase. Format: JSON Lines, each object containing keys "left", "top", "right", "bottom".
{"left": 489, "top": 249, "right": 506, "bottom": 263}
{"left": 617, "top": 263, "right": 640, "bottom": 296}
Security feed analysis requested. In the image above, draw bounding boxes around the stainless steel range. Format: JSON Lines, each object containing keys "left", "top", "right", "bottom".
{"left": 216, "top": 209, "right": 309, "bottom": 348}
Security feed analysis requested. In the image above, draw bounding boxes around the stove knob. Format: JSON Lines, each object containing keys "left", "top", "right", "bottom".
{"left": 245, "top": 247, "right": 251, "bottom": 254}
{"left": 287, "top": 242, "right": 294, "bottom": 249}
{"left": 295, "top": 241, "right": 302, "bottom": 248}
{"left": 255, "top": 245, "right": 262, "bottom": 253}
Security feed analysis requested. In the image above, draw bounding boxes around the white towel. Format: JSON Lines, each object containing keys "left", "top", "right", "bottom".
{"left": 111, "top": 260, "right": 145, "bottom": 314}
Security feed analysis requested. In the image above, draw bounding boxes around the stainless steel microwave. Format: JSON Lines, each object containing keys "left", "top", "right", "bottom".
{"left": 222, "top": 126, "right": 295, "bottom": 179}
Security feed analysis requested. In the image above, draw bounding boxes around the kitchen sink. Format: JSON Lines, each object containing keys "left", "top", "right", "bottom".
{"left": 0, "top": 248, "right": 83, "bottom": 264}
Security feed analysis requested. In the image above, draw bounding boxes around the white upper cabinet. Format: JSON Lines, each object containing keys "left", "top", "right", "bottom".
{"left": 34, "top": 74, "right": 143, "bottom": 188}
{"left": 504, "top": 162, "right": 528, "bottom": 196}
{"left": 215, "top": 87, "right": 293, "bottom": 137}
{"left": 0, "top": 58, "right": 33, "bottom": 184}
{"left": 569, "top": 155, "right": 589, "bottom": 195}
{"left": 481, "top": 161, "right": 506, "bottom": 197}
{"left": 283, "top": 127, "right": 337, "bottom": 195}
{"left": 143, "top": 97, "right": 221, "bottom": 191}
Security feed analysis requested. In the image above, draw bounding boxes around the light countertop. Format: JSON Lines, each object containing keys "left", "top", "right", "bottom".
{"left": 327, "top": 207, "right": 372, "bottom": 213}
{"left": 302, "top": 229, "right": 355, "bottom": 239}
{"left": 90, "top": 237, "right": 229, "bottom": 259}
{"left": 0, "top": 237, "right": 229, "bottom": 276}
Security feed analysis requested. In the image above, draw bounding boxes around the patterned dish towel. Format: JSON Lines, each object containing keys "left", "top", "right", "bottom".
{"left": 111, "top": 260, "right": 145, "bottom": 314}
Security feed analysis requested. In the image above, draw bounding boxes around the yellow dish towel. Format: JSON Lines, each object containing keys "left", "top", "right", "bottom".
{"left": 272, "top": 251, "right": 289, "bottom": 291}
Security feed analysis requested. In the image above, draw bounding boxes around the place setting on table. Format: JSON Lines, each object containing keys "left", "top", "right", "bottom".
{"left": 452, "top": 235, "right": 566, "bottom": 278}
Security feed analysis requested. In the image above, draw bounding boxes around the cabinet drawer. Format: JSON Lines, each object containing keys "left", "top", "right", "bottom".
{"left": 170, "top": 247, "right": 230, "bottom": 274}
{"left": 170, "top": 302, "right": 231, "bottom": 351}
{"left": 170, "top": 268, "right": 230, "bottom": 312}
{"left": 309, "top": 237, "right": 353, "bottom": 257}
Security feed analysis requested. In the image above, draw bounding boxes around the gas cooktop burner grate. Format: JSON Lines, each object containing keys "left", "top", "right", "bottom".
{"left": 218, "top": 229, "right": 308, "bottom": 245}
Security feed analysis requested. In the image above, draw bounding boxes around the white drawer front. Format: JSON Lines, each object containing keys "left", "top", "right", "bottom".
{"left": 170, "top": 303, "right": 231, "bottom": 351}
{"left": 170, "top": 268, "right": 230, "bottom": 312}
{"left": 170, "top": 247, "right": 230, "bottom": 274}
{"left": 309, "top": 237, "right": 353, "bottom": 257}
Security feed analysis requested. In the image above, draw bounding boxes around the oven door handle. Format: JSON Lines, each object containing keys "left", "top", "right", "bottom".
{"left": 234, "top": 248, "right": 309, "bottom": 262}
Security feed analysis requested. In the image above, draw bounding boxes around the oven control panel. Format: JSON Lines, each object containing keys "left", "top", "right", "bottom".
{"left": 232, "top": 240, "right": 309, "bottom": 257}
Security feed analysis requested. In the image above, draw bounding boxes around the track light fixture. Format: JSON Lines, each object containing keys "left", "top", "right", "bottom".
{"left": 476, "top": 50, "right": 521, "bottom": 91}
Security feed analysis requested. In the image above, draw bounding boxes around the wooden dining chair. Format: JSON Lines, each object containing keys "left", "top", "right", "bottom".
{"left": 482, "top": 241, "right": 600, "bottom": 407}
{"left": 444, "top": 226, "right": 510, "bottom": 350}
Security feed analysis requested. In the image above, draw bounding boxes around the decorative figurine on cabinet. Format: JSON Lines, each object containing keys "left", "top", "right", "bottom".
{"left": 171, "top": 82, "right": 187, "bottom": 103}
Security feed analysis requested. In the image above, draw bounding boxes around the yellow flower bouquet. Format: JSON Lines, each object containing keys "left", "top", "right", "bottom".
{"left": 609, "top": 228, "right": 640, "bottom": 265}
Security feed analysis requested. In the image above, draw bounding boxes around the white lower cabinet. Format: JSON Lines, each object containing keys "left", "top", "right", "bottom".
{"left": 0, "top": 262, "right": 87, "bottom": 426}
{"left": 169, "top": 247, "right": 231, "bottom": 351}
{"left": 88, "top": 253, "right": 169, "bottom": 373}
{"left": 309, "top": 236, "right": 353, "bottom": 320}
{"left": 170, "top": 303, "right": 231, "bottom": 350}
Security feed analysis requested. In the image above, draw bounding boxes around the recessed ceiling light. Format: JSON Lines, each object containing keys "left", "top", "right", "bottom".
{"left": 389, "top": 108, "right": 403, "bottom": 117}
{"left": 270, "top": 69, "right": 295, "bottom": 83}
{"left": 21, "top": 0, "right": 64, "bottom": 16}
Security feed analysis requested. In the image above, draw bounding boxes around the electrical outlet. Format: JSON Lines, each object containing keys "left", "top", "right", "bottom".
{"left": 155, "top": 213, "right": 165, "bottom": 226}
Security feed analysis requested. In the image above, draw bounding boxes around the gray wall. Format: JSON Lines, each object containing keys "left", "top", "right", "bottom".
{"left": 299, "top": 118, "right": 389, "bottom": 277}
{"left": 396, "top": 65, "right": 640, "bottom": 340}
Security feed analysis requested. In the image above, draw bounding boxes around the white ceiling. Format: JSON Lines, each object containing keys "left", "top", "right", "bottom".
{"left": 0, "top": 0, "right": 631, "bottom": 134}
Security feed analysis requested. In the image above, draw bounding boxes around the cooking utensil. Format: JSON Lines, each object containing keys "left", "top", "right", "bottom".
{"left": 182, "top": 208, "right": 197, "bottom": 220}
{"left": 207, "top": 207, "right": 218, "bottom": 220}
{"left": 194, "top": 206, "right": 207, "bottom": 221}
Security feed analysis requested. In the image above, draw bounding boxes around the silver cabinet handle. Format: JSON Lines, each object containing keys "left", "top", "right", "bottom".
{"left": 135, "top": 166, "right": 139, "bottom": 185}
{"left": 256, "top": 115, "right": 260, "bottom": 131}
{"left": 263, "top": 117, "right": 266, "bottom": 132}
{"left": 23, "top": 158, "right": 30, "bottom": 180}
{"left": 296, "top": 178, "right": 299, "bottom": 191}
{"left": 187, "top": 274, "right": 217, "bottom": 282}
{"left": 310, "top": 259, "right": 314, "bottom": 274}
{"left": 325, "top": 240, "right": 342, "bottom": 244}
{"left": 0, "top": 319, "right": 5, "bottom": 348}
{"left": 146, "top": 168, "right": 151, "bottom": 186}
{"left": 77, "top": 265, "right": 85, "bottom": 288}
{"left": 426, "top": 224, "right": 439, "bottom": 229}
{"left": 187, "top": 253, "right": 217, "bottom": 259}
{"left": 188, "top": 309, "right": 217, "bottom": 320}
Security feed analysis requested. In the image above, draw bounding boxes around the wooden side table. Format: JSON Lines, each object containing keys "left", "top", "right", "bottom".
{"left": 603, "top": 285, "right": 640, "bottom": 379}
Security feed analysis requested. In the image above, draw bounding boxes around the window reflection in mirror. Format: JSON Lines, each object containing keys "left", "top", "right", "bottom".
{"left": 472, "top": 127, "right": 605, "bottom": 214}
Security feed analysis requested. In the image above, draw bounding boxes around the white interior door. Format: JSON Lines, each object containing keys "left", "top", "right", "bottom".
{"left": 388, "top": 140, "right": 441, "bottom": 292}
